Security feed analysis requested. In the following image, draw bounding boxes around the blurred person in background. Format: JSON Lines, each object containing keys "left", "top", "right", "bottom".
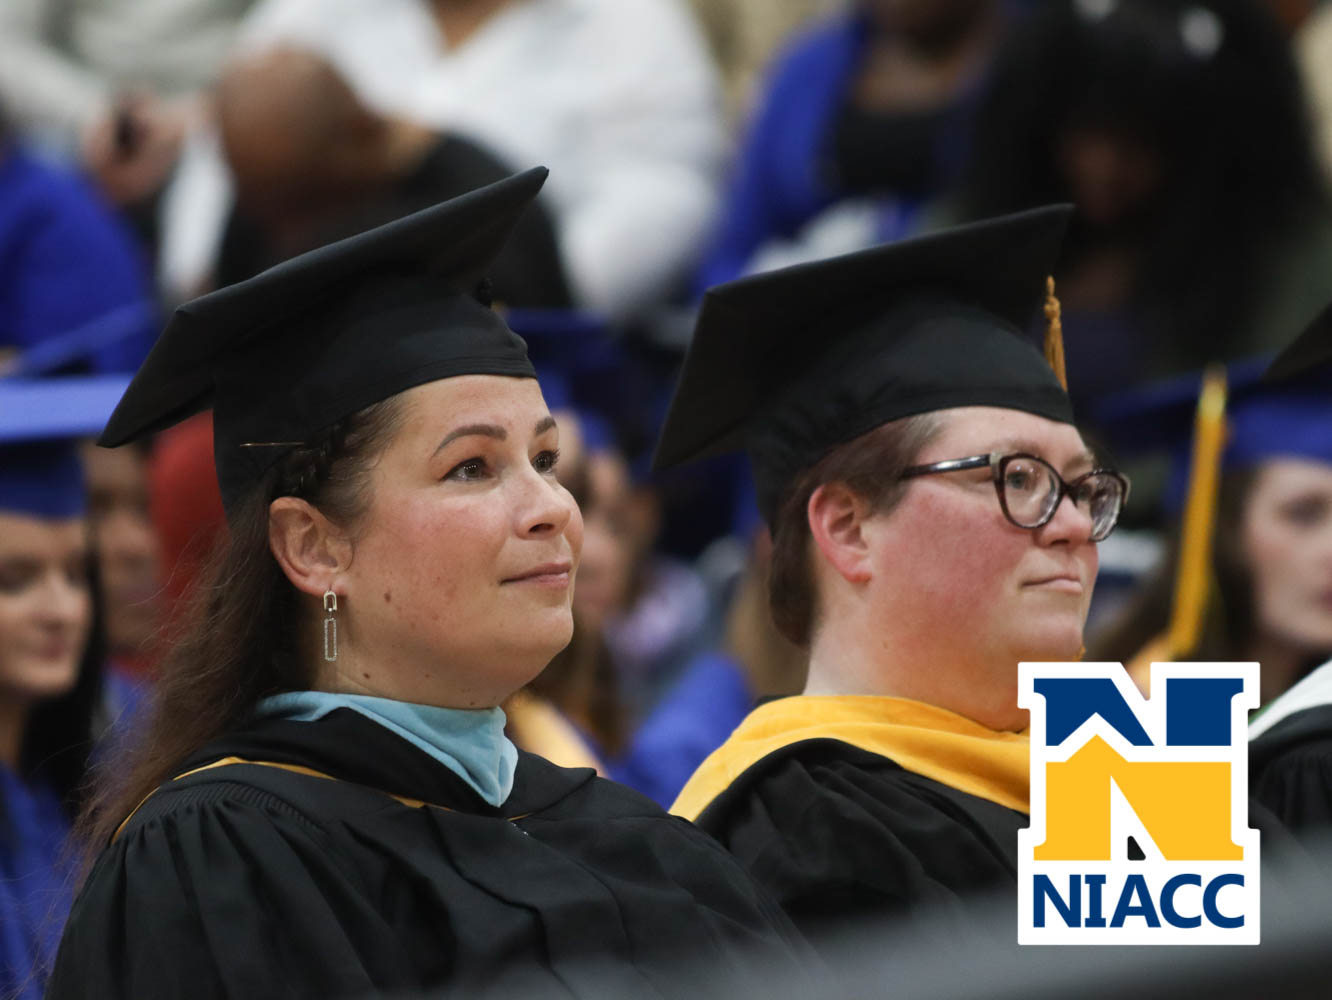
{"left": 696, "top": 0, "right": 1015, "bottom": 287}
{"left": 160, "top": 0, "right": 724, "bottom": 319}
{"left": 500, "top": 399, "right": 611, "bottom": 773}
{"left": 0, "top": 0, "right": 257, "bottom": 211}
{"left": 613, "top": 515, "right": 808, "bottom": 807}
{"left": 685, "top": 0, "right": 841, "bottom": 121}
{"left": 957, "top": 0, "right": 1332, "bottom": 411}
{"left": 523, "top": 412, "right": 631, "bottom": 763}
{"left": 1244, "top": 303, "right": 1332, "bottom": 841}
{"left": 663, "top": 208, "right": 1132, "bottom": 941}
{"left": 520, "top": 412, "right": 796, "bottom": 807}
{"left": 525, "top": 420, "right": 709, "bottom": 747}
{"left": 81, "top": 443, "right": 163, "bottom": 680}
{"left": 1091, "top": 306, "right": 1332, "bottom": 842}
{"left": 1091, "top": 359, "right": 1332, "bottom": 708}
{"left": 0, "top": 114, "right": 157, "bottom": 377}
{"left": 212, "top": 46, "right": 571, "bottom": 306}
{"left": 566, "top": 433, "right": 716, "bottom": 729}
{"left": 0, "top": 378, "right": 122, "bottom": 1000}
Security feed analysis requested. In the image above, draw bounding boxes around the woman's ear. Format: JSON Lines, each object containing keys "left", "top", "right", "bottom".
{"left": 807, "top": 482, "right": 873, "bottom": 585}
{"left": 268, "top": 496, "right": 353, "bottom": 597}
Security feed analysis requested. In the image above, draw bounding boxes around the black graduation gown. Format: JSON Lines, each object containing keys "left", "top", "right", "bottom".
{"left": 692, "top": 738, "right": 1025, "bottom": 943}
{"left": 46, "top": 709, "right": 814, "bottom": 999}
{"left": 1250, "top": 704, "right": 1332, "bottom": 838}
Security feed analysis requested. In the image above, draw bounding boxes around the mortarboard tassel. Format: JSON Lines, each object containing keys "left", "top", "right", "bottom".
{"left": 1043, "top": 276, "right": 1068, "bottom": 391}
{"left": 1165, "top": 364, "right": 1229, "bottom": 660}
{"left": 1126, "top": 366, "right": 1229, "bottom": 695}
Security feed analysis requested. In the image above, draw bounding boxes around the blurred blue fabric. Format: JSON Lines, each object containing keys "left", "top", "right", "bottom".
{"left": 0, "top": 148, "right": 156, "bottom": 376}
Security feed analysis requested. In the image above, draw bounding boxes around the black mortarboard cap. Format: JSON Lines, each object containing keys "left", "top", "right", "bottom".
{"left": 99, "top": 168, "right": 547, "bottom": 511}
{"left": 1265, "top": 299, "right": 1332, "bottom": 384}
{"left": 653, "top": 206, "right": 1075, "bottom": 521}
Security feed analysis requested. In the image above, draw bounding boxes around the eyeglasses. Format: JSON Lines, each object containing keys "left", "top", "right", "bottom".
{"left": 899, "top": 452, "right": 1130, "bottom": 542}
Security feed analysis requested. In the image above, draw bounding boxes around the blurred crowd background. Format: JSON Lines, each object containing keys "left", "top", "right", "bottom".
{"left": 5, "top": 0, "right": 1332, "bottom": 993}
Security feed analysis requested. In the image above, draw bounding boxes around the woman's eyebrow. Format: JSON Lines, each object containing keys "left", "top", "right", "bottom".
{"left": 991, "top": 438, "right": 1096, "bottom": 473}
{"left": 434, "top": 423, "right": 506, "bottom": 455}
{"left": 433, "top": 416, "right": 557, "bottom": 455}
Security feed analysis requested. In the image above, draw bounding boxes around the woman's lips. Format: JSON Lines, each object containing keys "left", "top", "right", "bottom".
{"left": 31, "top": 640, "right": 78, "bottom": 661}
{"left": 503, "top": 562, "right": 573, "bottom": 587}
{"left": 1025, "top": 576, "right": 1084, "bottom": 594}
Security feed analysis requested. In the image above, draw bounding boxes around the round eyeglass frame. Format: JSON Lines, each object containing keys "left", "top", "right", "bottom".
{"left": 899, "top": 451, "right": 1130, "bottom": 542}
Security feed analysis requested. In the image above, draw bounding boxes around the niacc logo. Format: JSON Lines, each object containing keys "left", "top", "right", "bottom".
{"left": 1018, "top": 662, "right": 1260, "bottom": 945}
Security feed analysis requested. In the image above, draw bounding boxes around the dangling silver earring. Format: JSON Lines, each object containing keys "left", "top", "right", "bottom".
{"left": 323, "top": 590, "right": 338, "bottom": 662}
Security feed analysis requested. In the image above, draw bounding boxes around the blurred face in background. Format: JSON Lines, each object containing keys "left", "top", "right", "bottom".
{"left": 0, "top": 513, "right": 91, "bottom": 705}
{"left": 1242, "top": 459, "right": 1332, "bottom": 656}
{"left": 570, "top": 450, "right": 637, "bottom": 633}
{"left": 82, "top": 444, "right": 162, "bottom": 659}
{"left": 1056, "top": 124, "right": 1164, "bottom": 231}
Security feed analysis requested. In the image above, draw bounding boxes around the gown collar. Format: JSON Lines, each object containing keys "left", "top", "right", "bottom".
{"left": 256, "top": 691, "right": 517, "bottom": 807}
{"left": 672, "top": 694, "right": 1030, "bottom": 820}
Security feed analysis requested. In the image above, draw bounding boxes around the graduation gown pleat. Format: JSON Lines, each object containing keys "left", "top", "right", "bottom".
{"left": 691, "top": 738, "right": 1026, "bottom": 941}
{"left": 1251, "top": 704, "right": 1332, "bottom": 839}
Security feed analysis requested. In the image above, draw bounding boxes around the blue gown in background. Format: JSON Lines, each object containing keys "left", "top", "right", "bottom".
{"left": 611, "top": 652, "right": 754, "bottom": 808}
{"left": 0, "top": 148, "right": 156, "bottom": 375}
{"left": 0, "top": 766, "right": 74, "bottom": 1000}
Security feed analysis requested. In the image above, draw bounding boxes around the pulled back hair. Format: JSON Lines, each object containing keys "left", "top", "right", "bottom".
{"left": 77, "top": 397, "right": 403, "bottom": 855}
{"left": 959, "top": 0, "right": 1326, "bottom": 369}
{"left": 767, "top": 414, "right": 942, "bottom": 648}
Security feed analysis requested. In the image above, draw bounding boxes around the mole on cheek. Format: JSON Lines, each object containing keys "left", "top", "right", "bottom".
{"left": 383, "top": 590, "right": 392, "bottom": 604}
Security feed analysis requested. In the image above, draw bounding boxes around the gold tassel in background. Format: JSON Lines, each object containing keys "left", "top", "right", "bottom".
{"left": 1164, "top": 363, "right": 1229, "bottom": 662}
{"left": 1044, "top": 276, "right": 1068, "bottom": 391}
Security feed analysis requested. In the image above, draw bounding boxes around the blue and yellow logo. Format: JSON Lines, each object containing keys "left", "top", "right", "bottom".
{"left": 1018, "top": 662, "right": 1260, "bottom": 945}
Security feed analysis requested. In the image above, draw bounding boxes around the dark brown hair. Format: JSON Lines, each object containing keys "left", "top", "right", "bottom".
{"left": 767, "top": 413, "right": 942, "bottom": 647}
{"left": 77, "top": 398, "right": 403, "bottom": 855}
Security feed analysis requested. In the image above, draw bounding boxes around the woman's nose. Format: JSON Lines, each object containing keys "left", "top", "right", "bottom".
{"left": 1040, "top": 491, "right": 1097, "bottom": 546}
{"left": 518, "top": 470, "right": 575, "bottom": 538}
{"left": 40, "top": 570, "right": 90, "bottom": 629}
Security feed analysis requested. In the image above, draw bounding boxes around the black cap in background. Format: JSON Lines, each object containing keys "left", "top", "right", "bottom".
{"left": 1265, "top": 299, "right": 1332, "bottom": 384}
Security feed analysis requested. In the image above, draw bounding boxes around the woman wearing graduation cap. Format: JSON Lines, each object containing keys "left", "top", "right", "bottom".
{"left": 1091, "top": 354, "right": 1332, "bottom": 708}
{"left": 47, "top": 169, "right": 813, "bottom": 1000}
{"left": 0, "top": 377, "right": 127, "bottom": 1000}
{"left": 661, "top": 206, "right": 1130, "bottom": 939}
{"left": 1098, "top": 303, "right": 1332, "bottom": 842}
{"left": 1245, "top": 303, "right": 1332, "bottom": 839}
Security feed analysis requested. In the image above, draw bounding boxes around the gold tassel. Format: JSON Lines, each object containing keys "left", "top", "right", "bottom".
{"left": 1043, "top": 276, "right": 1068, "bottom": 391}
{"left": 1164, "top": 364, "right": 1229, "bottom": 661}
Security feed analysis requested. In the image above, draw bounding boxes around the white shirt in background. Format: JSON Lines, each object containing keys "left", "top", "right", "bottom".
{"left": 160, "top": 0, "right": 726, "bottom": 319}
